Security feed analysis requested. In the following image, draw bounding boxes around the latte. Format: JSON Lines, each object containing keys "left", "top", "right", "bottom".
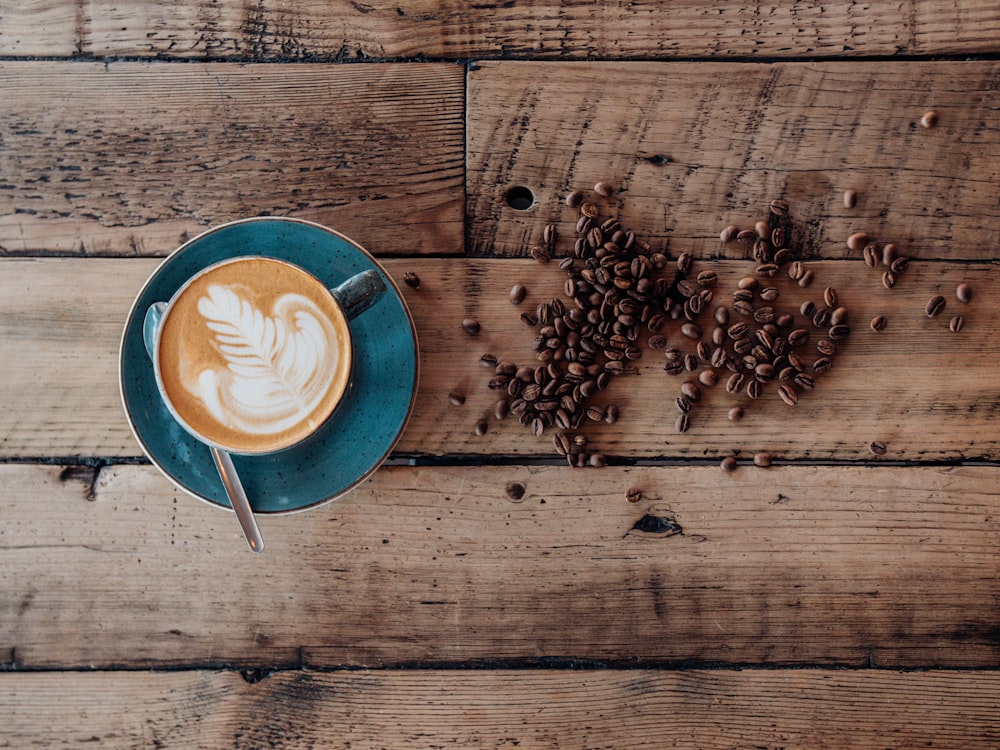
{"left": 155, "top": 257, "right": 352, "bottom": 454}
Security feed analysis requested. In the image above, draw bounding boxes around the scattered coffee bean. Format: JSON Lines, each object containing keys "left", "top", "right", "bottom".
{"left": 589, "top": 453, "right": 607, "bottom": 467}
{"left": 949, "top": 314, "right": 965, "bottom": 333}
{"left": 474, "top": 419, "right": 488, "bottom": 436}
{"left": 720, "top": 224, "right": 739, "bottom": 242}
{"left": 625, "top": 487, "right": 643, "bottom": 504}
{"left": 755, "top": 220, "right": 770, "bottom": 239}
{"left": 720, "top": 456, "right": 738, "bottom": 472}
{"left": 869, "top": 440, "right": 887, "bottom": 457}
{"left": 728, "top": 406, "right": 744, "bottom": 422}
{"left": 843, "top": 189, "right": 857, "bottom": 208}
{"left": 846, "top": 232, "right": 869, "bottom": 252}
{"left": 675, "top": 413, "right": 690, "bottom": 433}
{"left": 676, "top": 252, "right": 693, "bottom": 274}
{"left": 506, "top": 481, "right": 526, "bottom": 501}
{"left": 580, "top": 202, "right": 599, "bottom": 219}
{"left": 699, "top": 370, "right": 719, "bottom": 387}
{"left": 797, "top": 269, "right": 815, "bottom": 288}
{"left": 530, "top": 245, "right": 550, "bottom": 263}
{"left": 769, "top": 199, "right": 790, "bottom": 216}
{"left": 925, "top": 295, "right": 946, "bottom": 318}
{"left": 956, "top": 283, "right": 972, "bottom": 303}
{"left": 920, "top": 110, "right": 939, "bottom": 129}
{"left": 402, "top": 271, "right": 420, "bottom": 289}
{"left": 680, "top": 381, "right": 702, "bottom": 402}
{"left": 509, "top": 284, "right": 527, "bottom": 305}
{"left": 863, "top": 244, "right": 880, "bottom": 269}
{"left": 462, "top": 318, "right": 481, "bottom": 335}
{"left": 494, "top": 399, "right": 509, "bottom": 420}
{"left": 870, "top": 315, "right": 888, "bottom": 332}
{"left": 448, "top": 391, "right": 466, "bottom": 406}
{"left": 565, "top": 190, "right": 584, "bottom": 208}
{"left": 594, "top": 181, "right": 614, "bottom": 197}
{"left": 680, "top": 322, "right": 702, "bottom": 340}
{"left": 823, "top": 287, "right": 838, "bottom": 308}
{"left": 890, "top": 257, "right": 909, "bottom": 274}
{"left": 753, "top": 452, "right": 773, "bottom": 468}
{"left": 777, "top": 384, "right": 798, "bottom": 406}
{"left": 881, "top": 271, "right": 896, "bottom": 289}
{"left": 480, "top": 353, "right": 498, "bottom": 368}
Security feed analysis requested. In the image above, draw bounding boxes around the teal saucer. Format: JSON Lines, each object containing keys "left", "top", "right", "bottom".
{"left": 119, "top": 218, "right": 418, "bottom": 514}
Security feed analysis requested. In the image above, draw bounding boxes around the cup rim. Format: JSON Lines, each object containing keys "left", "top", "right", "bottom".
{"left": 150, "top": 254, "right": 355, "bottom": 456}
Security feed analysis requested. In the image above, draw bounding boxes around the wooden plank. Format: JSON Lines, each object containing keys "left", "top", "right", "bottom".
{"left": 469, "top": 61, "right": 1000, "bottom": 261}
{"left": 2, "top": 669, "right": 999, "bottom": 749}
{"left": 1, "top": 257, "right": 997, "bottom": 461}
{"left": 2, "top": 1, "right": 999, "bottom": 60}
{"left": 0, "top": 61, "right": 464, "bottom": 255}
{"left": 3, "top": 463, "right": 1000, "bottom": 668}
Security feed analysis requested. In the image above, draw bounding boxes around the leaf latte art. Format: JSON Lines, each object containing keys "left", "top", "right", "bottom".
{"left": 188, "top": 284, "right": 341, "bottom": 436}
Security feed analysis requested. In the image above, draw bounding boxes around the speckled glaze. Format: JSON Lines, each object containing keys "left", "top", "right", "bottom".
{"left": 119, "top": 218, "right": 418, "bottom": 514}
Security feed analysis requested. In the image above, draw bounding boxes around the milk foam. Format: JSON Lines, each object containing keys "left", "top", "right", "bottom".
{"left": 185, "top": 283, "right": 340, "bottom": 436}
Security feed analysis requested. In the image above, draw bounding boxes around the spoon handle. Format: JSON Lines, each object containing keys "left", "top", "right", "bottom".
{"left": 211, "top": 446, "right": 265, "bottom": 554}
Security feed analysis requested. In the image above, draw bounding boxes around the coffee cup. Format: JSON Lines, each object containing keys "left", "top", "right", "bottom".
{"left": 143, "top": 255, "right": 385, "bottom": 455}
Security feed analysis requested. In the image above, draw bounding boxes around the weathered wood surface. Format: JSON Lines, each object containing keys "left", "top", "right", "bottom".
{"left": 3, "top": 669, "right": 999, "bottom": 749}
{"left": 2, "top": 1, "right": 999, "bottom": 61}
{"left": 3, "top": 463, "right": 999, "bottom": 669}
{"left": 0, "top": 61, "right": 464, "bottom": 256}
{"left": 469, "top": 61, "right": 1000, "bottom": 261}
{"left": 1, "top": 257, "right": 996, "bottom": 460}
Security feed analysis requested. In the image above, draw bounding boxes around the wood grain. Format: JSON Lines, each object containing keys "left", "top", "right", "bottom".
{"left": 469, "top": 61, "right": 1000, "bottom": 261}
{"left": 2, "top": 668, "right": 999, "bottom": 749}
{"left": 1, "top": 1, "right": 998, "bottom": 60}
{"left": 0, "top": 61, "right": 464, "bottom": 256}
{"left": 1, "top": 257, "right": 996, "bottom": 461}
{"left": 3, "top": 462, "right": 999, "bottom": 669}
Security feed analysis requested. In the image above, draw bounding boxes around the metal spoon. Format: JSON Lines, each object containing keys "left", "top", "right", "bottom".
{"left": 143, "top": 303, "right": 264, "bottom": 554}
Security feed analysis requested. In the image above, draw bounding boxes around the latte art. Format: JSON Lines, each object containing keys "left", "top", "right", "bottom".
{"left": 192, "top": 284, "right": 340, "bottom": 436}
{"left": 156, "top": 257, "right": 352, "bottom": 454}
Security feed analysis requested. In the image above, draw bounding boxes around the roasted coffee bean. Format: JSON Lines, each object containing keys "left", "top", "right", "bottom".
{"left": 816, "top": 339, "right": 836, "bottom": 356}
{"left": 812, "top": 308, "right": 832, "bottom": 328}
{"left": 509, "top": 283, "right": 527, "bottom": 305}
{"left": 925, "top": 295, "right": 946, "bottom": 318}
{"left": 787, "top": 351, "right": 805, "bottom": 371}
{"left": 881, "top": 271, "right": 896, "bottom": 289}
{"left": 920, "top": 110, "right": 939, "bottom": 128}
{"left": 543, "top": 223, "right": 557, "bottom": 246}
{"left": 751, "top": 239, "right": 771, "bottom": 264}
{"left": 712, "top": 326, "right": 726, "bottom": 347}
{"left": 676, "top": 252, "right": 693, "bottom": 274}
{"left": 462, "top": 318, "right": 481, "bottom": 335}
{"left": 494, "top": 399, "right": 510, "bottom": 420}
{"left": 870, "top": 315, "right": 888, "bottom": 332}
{"left": 733, "top": 300, "right": 754, "bottom": 317}
{"left": 586, "top": 405, "right": 605, "bottom": 422}
{"left": 565, "top": 190, "right": 584, "bottom": 208}
{"left": 799, "top": 300, "right": 815, "bottom": 319}
{"left": 882, "top": 243, "right": 897, "bottom": 266}
{"left": 746, "top": 380, "right": 763, "bottom": 399}
{"left": 474, "top": 419, "right": 488, "bottom": 436}
{"left": 675, "top": 413, "right": 691, "bottom": 433}
{"left": 863, "top": 243, "right": 880, "bottom": 269}
{"left": 956, "top": 283, "right": 973, "bottom": 303}
{"left": 773, "top": 248, "right": 793, "bottom": 265}
{"left": 531, "top": 417, "right": 546, "bottom": 437}
{"left": 604, "top": 404, "right": 620, "bottom": 424}
{"left": 677, "top": 279, "right": 699, "bottom": 298}
{"left": 586, "top": 226, "right": 604, "bottom": 249}
{"left": 576, "top": 215, "right": 592, "bottom": 234}
{"left": 448, "top": 391, "right": 466, "bottom": 406}
{"left": 625, "top": 487, "right": 643, "bottom": 504}
{"left": 648, "top": 334, "right": 668, "bottom": 350}
{"left": 771, "top": 226, "right": 787, "bottom": 249}
{"left": 403, "top": 271, "right": 420, "bottom": 288}
{"left": 788, "top": 328, "right": 810, "bottom": 347}
{"left": 676, "top": 395, "right": 692, "bottom": 414}
{"left": 778, "top": 366, "right": 797, "bottom": 382}
{"left": 580, "top": 202, "right": 599, "bottom": 219}
{"left": 775, "top": 313, "right": 794, "bottom": 328}
{"left": 680, "top": 322, "right": 702, "bottom": 340}
{"left": 737, "top": 229, "right": 757, "bottom": 245}
{"left": 869, "top": 440, "right": 887, "bottom": 456}
{"left": 949, "top": 314, "right": 965, "bottom": 333}
{"left": 699, "top": 369, "right": 719, "bottom": 387}
{"left": 553, "top": 432, "right": 570, "bottom": 455}
{"left": 488, "top": 375, "right": 510, "bottom": 391}
{"left": 732, "top": 289, "right": 754, "bottom": 304}
{"left": 680, "top": 380, "right": 702, "bottom": 402}
{"left": 697, "top": 269, "right": 718, "bottom": 287}
{"left": 737, "top": 276, "right": 759, "bottom": 291}
{"left": 756, "top": 263, "right": 779, "bottom": 277}
{"left": 753, "top": 306, "right": 775, "bottom": 325}
{"left": 664, "top": 359, "right": 685, "bottom": 376}
{"left": 787, "top": 261, "right": 804, "bottom": 281}
{"left": 696, "top": 340, "right": 712, "bottom": 362}
{"left": 480, "top": 353, "right": 499, "bottom": 368}
{"left": 720, "top": 224, "right": 739, "bottom": 242}
{"left": 755, "top": 363, "right": 775, "bottom": 383}
{"left": 754, "top": 452, "right": 774, "bottom": 468}
{"left": 594, "top": 180, "right": 614, "bottom": 197}
{"left": 647, "top": 313, "right": 666, "bottom": 332}
{"left": 890, "top": 257, "right": 909, "bottom": 274}
{"left": 727, "top": 322, "right": 750, "bottom": 340}
{"left": 793, "top": 372, "right": 815, "bottom": 390}
{"left": 728, "top": 406, "right": 744, "bottom": 422}
{"left": 769, "top": 199, "right": 790, "bottom": 216}
{"left": 843, "top": 189, "right": 858, "bottom": 208}
{"left": 520, "top": 311, "right": 539, "bottom": 327}
{"left": 778, "top": 384, "right": 798, "bottom": 406}
{"left": 847, "top": 231, "right": 869, "bottom": 252}
{"left": 823, "top": 287, "right": 838, "bottom": 308}
{"left": 797, "top": 269, "right": 815, "bottom": 288}
{"left": 732, "top": 336, "right": 753, "bottom": 355}
{"left": 830, "top": 306, "right": 849, "bottom": 326}
{"left": 720, "top": 455, "right": 739, "bottom": 472}
{"left": 759, "top": 286, "right": 780, "bottom": 302}
{"left": 812, "top": 357, "right": 834, "bottom": 374}
{"left": 754, "top": 219, "right": 770, "bottom": 239}
{"left": 530, "top": 245, "right": 550, "bottom": 263}
{"left": 714, "top": 305, "right": 731, "bottom": 326}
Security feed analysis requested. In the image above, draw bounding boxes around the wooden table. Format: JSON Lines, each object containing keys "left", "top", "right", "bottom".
{"left": 3, "top": 4, "right": 1000, "bottom": 747}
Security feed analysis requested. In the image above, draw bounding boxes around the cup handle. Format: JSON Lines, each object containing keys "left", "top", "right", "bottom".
{"left": 142, "top": 301, "right": 168, "bottom": 361}
{"left": 331, "top": 269, "right": 387, "bottom": 321}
